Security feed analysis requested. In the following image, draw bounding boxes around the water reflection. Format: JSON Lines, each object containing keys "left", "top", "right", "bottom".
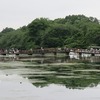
{"left": 20, "top": 55, "right": 100, "bottom": 89}
{"left": 0, "top": 74, "right": 100, "bottom": 100}
{"left": 0, "top": 55, "right": 100, "bottom": 89}
{"left": 0, "top": 55, "right": 100, "bottom": 99}
{"left": 0, "top": 74, "right": 34, "bottom": 100}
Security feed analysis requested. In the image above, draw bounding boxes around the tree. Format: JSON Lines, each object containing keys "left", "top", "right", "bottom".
{"left": 27, "top": 18, "right": 52, "bottom": 46}
{"left": 1, "top": 27, "right": 14, "bottom": 33}
{"left": 28, "top": 18, "right": 51, "bottom": 37}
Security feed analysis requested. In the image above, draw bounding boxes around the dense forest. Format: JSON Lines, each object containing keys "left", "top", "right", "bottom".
{"left": 0, "top": 15, "right": 100, "bottom": 49}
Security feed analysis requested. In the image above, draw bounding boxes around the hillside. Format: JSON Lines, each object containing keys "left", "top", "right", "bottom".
{"left": 0, "top": 15, "right": 100, "bottom": 49}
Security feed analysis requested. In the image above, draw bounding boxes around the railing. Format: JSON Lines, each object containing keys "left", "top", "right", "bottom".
{"left": 0, "top": 48, "right": 100, "bottom": 56}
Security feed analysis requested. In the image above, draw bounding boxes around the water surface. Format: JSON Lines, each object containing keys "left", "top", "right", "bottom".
{"left": 0, "top": 54, "right": 100, "bottom": 100}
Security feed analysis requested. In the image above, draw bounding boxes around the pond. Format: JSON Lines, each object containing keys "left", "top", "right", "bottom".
{"left": 0, "top": 54, "right": 100, "bottom": 100}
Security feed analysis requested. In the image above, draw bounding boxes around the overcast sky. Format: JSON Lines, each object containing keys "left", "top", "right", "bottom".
{"left": 0, "top": 0, "right": 100, "bottom": 31}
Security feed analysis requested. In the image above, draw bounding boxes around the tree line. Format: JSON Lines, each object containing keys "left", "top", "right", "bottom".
{"left": 0, "top": 15, "right": 100, "bottom": 49}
